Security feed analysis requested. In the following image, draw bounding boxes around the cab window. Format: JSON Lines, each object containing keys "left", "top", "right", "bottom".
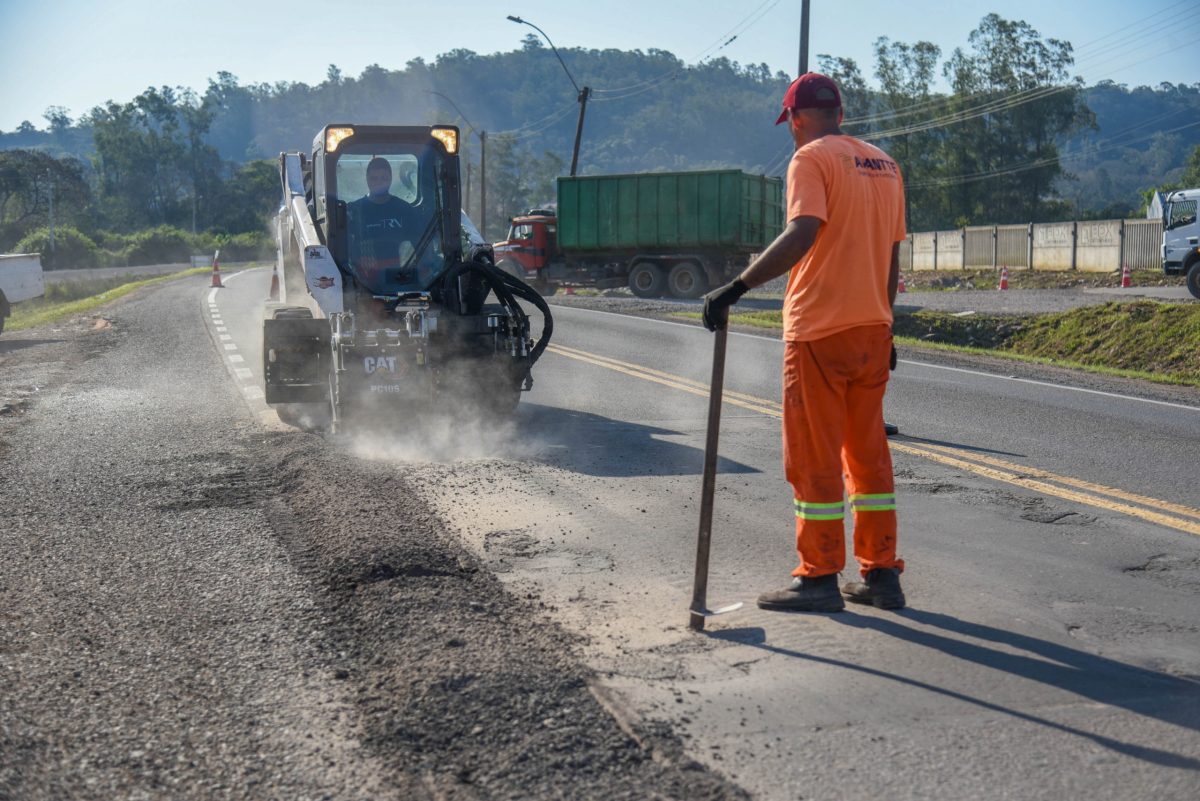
{"left": 1167, "top": 200, "right": 1197, "bottom": 231}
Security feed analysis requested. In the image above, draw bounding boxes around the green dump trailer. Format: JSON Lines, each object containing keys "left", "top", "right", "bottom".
{"left": 493, "top": 169, "right": 784, "bottom": 298}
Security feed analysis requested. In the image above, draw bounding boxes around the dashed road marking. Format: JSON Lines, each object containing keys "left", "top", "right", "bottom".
{"left": 229, "top": 354, "right": 245, "bottom": 363}
{"left": 219, "top": 334, "right": 233, "bottom": 341}
{"left": 223, "top": 343, "right": 238, "bottom": 351}
{"left": 235, "top": 368, "right": 253, "bottom": 380}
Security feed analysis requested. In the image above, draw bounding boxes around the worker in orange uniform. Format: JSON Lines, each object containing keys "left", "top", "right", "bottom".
{"left": 702, "top": 73, "right": 907, "bottom": 612}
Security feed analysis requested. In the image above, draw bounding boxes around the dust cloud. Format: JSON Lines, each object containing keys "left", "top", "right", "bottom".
{"left": 343, "top": 394, "right": 547, "bottom": 465}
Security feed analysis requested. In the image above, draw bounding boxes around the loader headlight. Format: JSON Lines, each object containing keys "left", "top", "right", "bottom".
{"left": 325, "top": 127, "right": 354, "bottom": 152}
{"left": 431, "top": 127, "right": 458, "bottom": 154}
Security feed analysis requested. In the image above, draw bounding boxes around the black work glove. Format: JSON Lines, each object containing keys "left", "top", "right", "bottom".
{"left": 890, "top": 344, "right": 897, "bottom": 371}
{"left": 701, "top": 278, "right": 750, "bottom": 332}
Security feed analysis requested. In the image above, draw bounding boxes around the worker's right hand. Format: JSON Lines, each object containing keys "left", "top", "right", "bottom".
{"left": 701, "top": 279, "right": 750, "bottom": 332}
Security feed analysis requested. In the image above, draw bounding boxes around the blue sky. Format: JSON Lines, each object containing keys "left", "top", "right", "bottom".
{"left": 2, "top": 0, "right": 1196, "bottom": 131}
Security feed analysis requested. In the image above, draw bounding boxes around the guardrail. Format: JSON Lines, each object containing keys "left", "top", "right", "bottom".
{"left": 899, "top": 219, "right": 1163, "bottom": 272}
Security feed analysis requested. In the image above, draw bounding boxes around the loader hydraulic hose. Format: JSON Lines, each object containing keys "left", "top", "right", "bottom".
{"left": 438, "top": 258, "right": 554, "bottom": 374}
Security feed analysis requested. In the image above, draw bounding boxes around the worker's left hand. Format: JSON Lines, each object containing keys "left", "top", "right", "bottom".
{"left": 701, "top": 279, "right": 750, "bottom": 332}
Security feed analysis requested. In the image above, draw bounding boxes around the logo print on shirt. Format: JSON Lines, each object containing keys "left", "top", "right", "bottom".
{"left": 854, "top": 156, "right": 899, "bottom": 176}
{"left": 367, "top": 218, "right": 403, "bottom": 232}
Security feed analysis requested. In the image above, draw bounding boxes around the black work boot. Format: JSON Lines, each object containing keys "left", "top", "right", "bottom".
{"left": 842, "top": 568, "right": 906, "bottom": 609}
{"left": 756, "top": 574, "right": 845, "bottom": 613}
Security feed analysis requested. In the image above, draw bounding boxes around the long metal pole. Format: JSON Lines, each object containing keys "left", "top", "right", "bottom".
{"left": 689, "top": 326, "right": 728, "bottom": 631}
{"left": 569, "top": 88, "right": 590, "bottom": 178}
{"left": 799, "top": 0, "right": 811, "bottom": 75}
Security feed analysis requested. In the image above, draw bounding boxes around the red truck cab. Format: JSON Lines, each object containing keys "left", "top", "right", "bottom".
{"left": 492, "top": 209, "right": 557, "bottom": 289}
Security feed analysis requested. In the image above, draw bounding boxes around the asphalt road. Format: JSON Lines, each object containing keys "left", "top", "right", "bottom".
{"left": 206, "top": 267, "right": 1200, "bottom": 800}
{"left": 3, "top": 267, "right": 1198, "bottom": 799}
{"left": 0, "top": 273, "right": 744, "bottom": 800}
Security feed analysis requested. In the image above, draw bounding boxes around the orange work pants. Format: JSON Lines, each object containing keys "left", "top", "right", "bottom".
{"left": 782, "top": 323, "right": 903, "bottom": 578}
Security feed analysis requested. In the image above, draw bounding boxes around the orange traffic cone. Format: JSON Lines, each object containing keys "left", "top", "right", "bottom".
{"left": 210, "top": 250, "right": 224, "bottom": 289}
{"left": 267, "top": 268, "right": 280, "bottom": 301}
{"left": 1121, "top": 262, "right": 1131, "bottom": 288}
{"left": 565, "top": 286, "right": 575, "bottom": 295}
{"left": 998, "top": 266, "right": 1009, "bottom": 291}
{"left": 897, "top": 273, "right": 906, "bottom": 294}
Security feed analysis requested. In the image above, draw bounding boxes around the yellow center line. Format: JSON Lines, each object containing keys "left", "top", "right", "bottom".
{"left": 546, "top": 343, "right": 1200, "bottom": 537}
{"left": 547, "top": 345, "right": 781, "bottom": 416}
{"left": 914, "top": 442, "right": 1200, "bottom": 523}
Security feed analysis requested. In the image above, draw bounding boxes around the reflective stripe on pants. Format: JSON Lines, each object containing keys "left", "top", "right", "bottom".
{"left": 783, "top": 324, "right": 903, "bottom": 578}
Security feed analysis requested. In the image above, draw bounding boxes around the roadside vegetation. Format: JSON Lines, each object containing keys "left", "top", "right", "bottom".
{"left": 6, "top": 268, "right": 209, "bottom": 331}
{"left": 674, "top": 301, "right": 1200, "bottom": 387}
{"left": 896, "top": 268, "right": 1186, "bottom": 292}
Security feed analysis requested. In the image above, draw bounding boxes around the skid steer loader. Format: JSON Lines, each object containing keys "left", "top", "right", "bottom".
{"left": 263, "top": 124, "right": 552, "bottom": 432}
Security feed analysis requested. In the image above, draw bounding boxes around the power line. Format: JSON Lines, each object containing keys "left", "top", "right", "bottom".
{"left": 905, "top": 117, "right": 1200, "bottom": 189}
{"left": 843, "top": 2, "right": 1200, "bottom": 129}
{"left": 591, "top": 0, "right": 783, "bottom": 99}
{"left": 853, "top": 16, "right": 1200, "bottom": 143}
{"left": 491, "top": 100, "right": 579, "bottom": 137}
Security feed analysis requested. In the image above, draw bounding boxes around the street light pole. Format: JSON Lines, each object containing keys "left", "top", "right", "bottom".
{"left": 427, "top": 90, "right": 487, "bottom": 236}
{"left": 506, "top": 15, "right": 590, "bottom": 176}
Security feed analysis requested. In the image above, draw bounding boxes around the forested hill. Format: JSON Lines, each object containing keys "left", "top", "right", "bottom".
{"left": 4, "top": 15, "right": 1199, "bottom": 239}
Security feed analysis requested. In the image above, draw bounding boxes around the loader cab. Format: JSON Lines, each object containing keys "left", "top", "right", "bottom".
{"left": 311, "top": 124, "right": 462, "bottom": 296}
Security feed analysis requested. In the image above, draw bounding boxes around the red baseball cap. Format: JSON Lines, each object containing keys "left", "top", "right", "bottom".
{"left": 775, "top": 73, "right": 842, "bottom": 124}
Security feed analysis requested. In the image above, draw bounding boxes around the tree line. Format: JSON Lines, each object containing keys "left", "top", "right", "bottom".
{"left": 3, "top": 12, "right": 1198, "bottom": 259}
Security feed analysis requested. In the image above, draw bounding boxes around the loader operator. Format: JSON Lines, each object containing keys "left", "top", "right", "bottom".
{"left": 347, "top": 156, "right": 419, "bottom": 289}
{"left": 702, "top": 73, "right": 907, "bottom": 613}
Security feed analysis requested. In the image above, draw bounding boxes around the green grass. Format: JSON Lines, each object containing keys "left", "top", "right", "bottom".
{"left": 6, "top": 268, "right": 209, "bottom": 331}
{"left": 673, "top": 302, "right": 1200, "bottom": 387}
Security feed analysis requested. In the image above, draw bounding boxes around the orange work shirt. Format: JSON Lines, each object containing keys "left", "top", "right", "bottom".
{"left": 782, "top": 135, "right": 906, "bottom": 342}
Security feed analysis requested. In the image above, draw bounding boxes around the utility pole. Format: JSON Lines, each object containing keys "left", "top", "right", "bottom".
{"left": 47, "top": 170, "right": 55, "bottom": 254}
{"left": 507, "top": 15, "right": 590, "bottom": 177}
{"left": 569, "top": 88, "right": 590, "bottom": 178}
{"left": 799, "top": 0, "right": 811, "bottom": 75}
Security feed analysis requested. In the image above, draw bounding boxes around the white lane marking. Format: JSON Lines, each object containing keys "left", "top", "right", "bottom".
{"left": 220, "top": 270, "right": 248, "bottom": 284}
{"left": 904, "top": 359, "right": 1200, "bottom": 412}
{"left": 207, "top": 288, "right": 218, "bottom": 303}
{"left": 224, "top": 343, "right": 238, "bottom": 351}
{"left": 242, "top": 386, "right": 264, "bottom": 400}
{"left": 219, "top": 334, "right": 233, "bottom": 341}
{"left": 216, "top": 327, "right": 227, "bottom": 333}
{"left": 553, "top": 304, "right": 1200, "bottom": 413}
{"left": 235, "top": 368, "right": 253, "bottom": 380}
{"left": 229, "top": 354, "right": 245, "bottom": 364}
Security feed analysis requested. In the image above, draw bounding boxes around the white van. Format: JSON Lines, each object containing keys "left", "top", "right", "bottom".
{"left": 0, "top": 254, "right": 46, "bottom": 335}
